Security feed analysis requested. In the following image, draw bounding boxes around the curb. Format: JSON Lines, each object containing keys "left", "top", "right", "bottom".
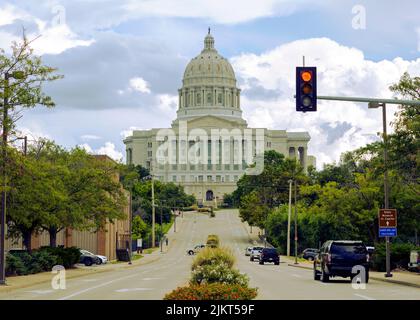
{"left": 286, "top": 263, "right": 420, "bottom": 289}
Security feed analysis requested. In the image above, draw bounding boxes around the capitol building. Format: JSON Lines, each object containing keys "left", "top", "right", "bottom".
{"left": 124, "top": 31, "right": 315, "bottom": 205}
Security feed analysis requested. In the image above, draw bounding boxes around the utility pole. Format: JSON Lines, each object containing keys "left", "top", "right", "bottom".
{"left": 0, "top": 72, "right": 9, "bottom": 285}
{"left": 151, "top": 164, "right": 156, "bottom": 248}
{"left": 287, "top": 179, "right": 293, "bottom": 257}
{"left": 294, "top": 180, "right": 298, "bottom": 265}
{"left": 381, "top": 104, "right": 392, "bottom": 278}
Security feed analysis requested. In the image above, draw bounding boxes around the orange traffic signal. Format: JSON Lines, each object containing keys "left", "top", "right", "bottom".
{"left": 301, "top": 71, "right": 312, "bottom": 82}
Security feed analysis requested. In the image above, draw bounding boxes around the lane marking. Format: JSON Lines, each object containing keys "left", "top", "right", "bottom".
{"left": 115, "top": 288, "right": 153, "bottom": 293}
{"left": 141, "top": 277, "right": 163, "bottom": 281}
{"left": 291, "top": 274, "right": 302, "bottom": 278}
{"left": 354, "top": 293, "right": 375, "bottom": 300}
{"left": 25, "top": 290, "right": 54, "bottom": 294}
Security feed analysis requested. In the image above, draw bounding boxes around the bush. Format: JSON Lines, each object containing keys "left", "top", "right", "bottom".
{"left": 5, "top": 252, "right": 28, "bottom": 276}
{"left": 39, "top": 246, "right": 81, "bottom": 268}
{"left": 206, "top": 234, "right": 220, "bottom": 248}
{"left": 192, "top": 247, "right": 235, "bottom": 270}
{"left": 164, "top": 283, "right": 258, "bottom": 300}
{"left": 6, "top": 249, "right": 58, "bottom": 276}
{"left": 191, "top": 263, "right": 249, "bottom": 286}
{"left": 371, "top": 242, "right": 419, "bottom": 271}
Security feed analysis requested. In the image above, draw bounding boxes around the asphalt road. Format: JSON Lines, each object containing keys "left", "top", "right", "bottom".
{"left": 1, "top": 209, "right": 419, "bottom": 300}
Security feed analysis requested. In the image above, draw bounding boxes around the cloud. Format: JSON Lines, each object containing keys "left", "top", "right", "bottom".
{"left": 79, "top": 141, "right": 123, "bottom": 162}
{"left": 128, "top": 77, "right": 151, "bottom": 94}
{"left": 231, "top": 37, "right": 420, "bottom": 168}
{"left": 120, "top": 126, "right": 145, "bottom": 139}
{"left": 81, "top": 134, "right": 101, "bottom": 140}
{"left": 0, "top": 3, "right": 93, "bottom": 55}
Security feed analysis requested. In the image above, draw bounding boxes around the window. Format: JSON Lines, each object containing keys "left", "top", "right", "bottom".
{"left": 196, "top": 93, "right": 201, "bottom": 105}
{"left": 172, "top": 175, "right": 177, "bottom": 182}
{"left": 207, "top": 93, "right": 212, "bottom": 104}
{"left": 198, "top": 175, "right": 203, "bottom": 182}
{"left": 218, "top": 93, "right": 222, "bottom": 104}
{"left": 207, "top": 175, "right": 213, "bottom": 182}
{"left": 148, "top": 142, "right": 152, "bottom": 148}
{"left": 147, "top": 151, "right": 152, "bottom": 157}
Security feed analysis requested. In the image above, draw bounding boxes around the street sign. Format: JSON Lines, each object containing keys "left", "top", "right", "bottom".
{"left": 379, "top": 209, "right": 397, "bottom": 228}
{"left": 378, "top": 209, "right": 397, "bottom": 238}
{"left": 379, "top": 228, "right": 397, "bottom": 237}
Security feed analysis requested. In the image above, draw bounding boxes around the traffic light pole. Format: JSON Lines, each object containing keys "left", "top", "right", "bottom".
{"left": 300, "top": 94, "right": 420, "bottom": 278}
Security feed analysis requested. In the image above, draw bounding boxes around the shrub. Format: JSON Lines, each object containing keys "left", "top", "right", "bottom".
{"left": 371, "top": 242, "right": 419, "bottom": 271}
{"left": 5, "top": 252, "right": 28, "bottom": 276}
{"left": 164, "top": 283, "right": 258, "bottom": 300}
{"left": 39, "top": 246, "right": 81, "bottom": 268}
{"left": 206, "top": 234, "right": 220, "bottom": 248}
{"left": 192, "top": 247, "right": 235, "bottom": 270}
{"left": 191, "top": 263, "right": 249, "bottom": 286}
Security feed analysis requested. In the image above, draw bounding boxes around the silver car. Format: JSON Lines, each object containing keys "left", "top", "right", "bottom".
{"left": 250, "top": 247, "right": 264, "bottom": 261}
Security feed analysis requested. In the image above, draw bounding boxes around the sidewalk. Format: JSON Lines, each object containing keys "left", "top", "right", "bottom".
{"left": 284, "top": 255, "right": 420, "bottom": 288}
{"left": 0, "top": 214, "right": 186, "bottom": 293}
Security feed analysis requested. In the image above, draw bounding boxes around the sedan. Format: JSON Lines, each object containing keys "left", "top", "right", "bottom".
{"left": 80, "top": 250, "right": 107, "bottom": 265}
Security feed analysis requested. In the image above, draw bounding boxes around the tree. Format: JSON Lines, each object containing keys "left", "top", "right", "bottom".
{"left": 239, "top": 191, "right": 270, "bottom": 229}
{"left": 132, "top": 215, "right": 148, "bottom": 241}
{"left": 7, "top": 139, "right": 129, "bottom": 248}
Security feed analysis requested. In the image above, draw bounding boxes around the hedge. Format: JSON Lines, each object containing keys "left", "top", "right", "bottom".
{"left": 6, "top": 246, "right": 81, "bottom": 276}
{"left": 164, "top": 283, "right": 258, "bottom": 300}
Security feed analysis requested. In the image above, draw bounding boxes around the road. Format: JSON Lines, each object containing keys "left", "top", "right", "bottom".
{"left": 0, "top": 209, "right": 419, "bottom": 300}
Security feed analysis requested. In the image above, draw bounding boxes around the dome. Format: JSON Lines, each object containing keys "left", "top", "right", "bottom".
{"left": 175, "top": 29, "right": 244, "bottom": 124}
{"left": 182, "top": 30, "right": 237, "bottom": 88}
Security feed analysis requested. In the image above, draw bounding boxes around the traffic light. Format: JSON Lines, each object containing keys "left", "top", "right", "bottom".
{"left": 296, "top": 67, "right": 317, "bottom": 112}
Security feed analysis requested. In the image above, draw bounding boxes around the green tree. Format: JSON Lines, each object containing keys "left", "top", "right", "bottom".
{"left": 132, "top": 215, "right": 149, "bottom": 241}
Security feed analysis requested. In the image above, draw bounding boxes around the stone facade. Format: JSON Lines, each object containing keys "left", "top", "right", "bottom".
{"left": 124, "top": 31, "right": 315, "bottom": 205}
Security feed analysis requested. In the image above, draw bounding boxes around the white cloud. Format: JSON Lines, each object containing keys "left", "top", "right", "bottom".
{"left": 81, "top": 134, "right": 101, "bottom": 140}
{"left": 79, "top": 142, "right": 123, "bottom": 162}
{"left": 0, "top": 3, "right": 93, "bottom": 55}
{"left": 123, "top": 0, "right": 300, "bottom": 24}
{"left": 156, "top": 93, "right": 178, "bottom": 114}
{"left": 120, "top": 126, "right": 145, "bottom": 139}
{"left": 128, "top": 77, "right": 151, "bottom": 94}
{"left": 30, "top": 23, "right": 94, "bottom": 55}
{"left": 231, "top": 37, "right": 420, "bottom": 168}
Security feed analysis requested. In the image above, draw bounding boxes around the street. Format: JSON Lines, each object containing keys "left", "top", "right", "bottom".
{"left": 0, "top": 209, "right": 419, "bottom": 300}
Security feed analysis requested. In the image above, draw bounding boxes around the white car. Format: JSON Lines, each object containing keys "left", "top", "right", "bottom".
{"left": 245, "top": 247, "right": 253, "bottom": 256}
{"left": 250, "top": 247, "right": 264, "bottom": 261}
{"left": 80, "top": 250, "right": 108, "bottom": 265}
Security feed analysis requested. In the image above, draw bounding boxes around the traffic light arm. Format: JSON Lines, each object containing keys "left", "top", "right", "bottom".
{"left": 299, "top": 95, "right": 420, "bottom": 106}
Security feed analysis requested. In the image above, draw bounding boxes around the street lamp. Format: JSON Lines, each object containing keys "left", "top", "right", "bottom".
{"left": 368, "top": 102, "right": 392, "bottom": 278}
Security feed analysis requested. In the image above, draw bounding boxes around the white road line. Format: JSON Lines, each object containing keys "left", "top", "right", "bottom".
{"left": 354, "top": 293, "right": 376, "bottom": 300}
{"left": 291, "top": 274, "right": 302, "bottom": 278}
{"left": 25, "top": 290, "right": 54, "bottom": 294}
{"left": 115, "top": 288, "right": 153, "bottom": 293}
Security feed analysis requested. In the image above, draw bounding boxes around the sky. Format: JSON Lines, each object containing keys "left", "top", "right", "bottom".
{"left": 1, "top": 0, "right": 419, "bottom": 168}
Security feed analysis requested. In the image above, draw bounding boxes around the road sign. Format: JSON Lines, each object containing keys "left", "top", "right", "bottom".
{"left": 379, "top": 209, "right": 397, "bottom": 228}
{"left": 378, "top": 209, "right": 397, "bottom": 238}
{"left": 379, "top": 228, "right": 397, "bottom": 237}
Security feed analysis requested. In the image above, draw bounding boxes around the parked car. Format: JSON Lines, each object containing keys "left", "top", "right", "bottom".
{"left": 245, "top": 247, "right": 253, "bottom": 256}
{"left": 250, "top": 247, "right": 264, "bottom": 261}
{"left": 80, "top": 249, "right": 107, "bottom": 265}
{"left": 259, "top": 248, "right": 280, "bottom": 265}
{"left": 187, "top": 244, "right": 206, "bottom": 255}
{"left": 408, "top": 250, "right": 420, "bottom": 272}
{"left": 314, "top": 240, "right": 369, "bottom": 283}
{"left": 79, "top": 250, "right": 101, "bottom": 266}
{"left": 302, "top": 248, "right": 319, "bottom": 261}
